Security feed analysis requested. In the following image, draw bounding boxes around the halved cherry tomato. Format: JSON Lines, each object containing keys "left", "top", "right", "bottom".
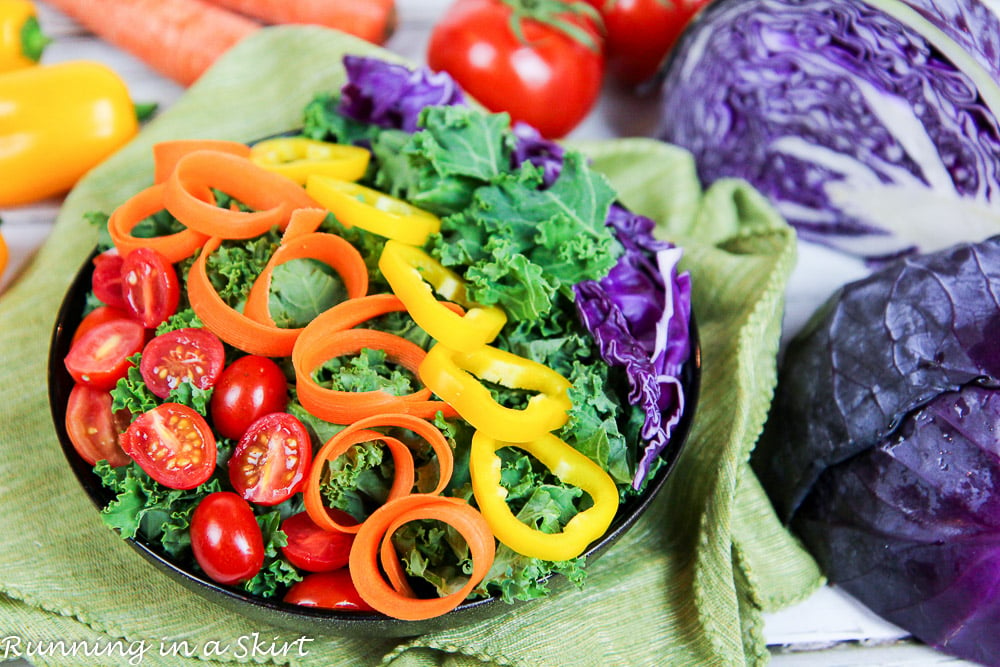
{"left": 64, "top": 318, "right": 146, "bottom": 390}
{"left": 228, "top": 412, "right": 311, "bottom": 506}
{"left": 121, "top": 247, "right": 180, "bottom": 328}
{"left": 71, "top": 305, "right": 133, "bottom": 346}
{"left": 65, "top": 384, "right": 132, "bottom": 467}
{"left": 283, "top": 569, "right": 374, "bottom": 611}
{"left": 280, "top": 510, "right": 356, "bottom": 573}
{"left": 91, "top": 250, "right": 128, "bottom": 311}
{"left": 209, "top": 355, "right": 289, "bottom": 440}
{"left": 139, "top": 327, "right": 226, "bottom": 399}
{"left": 120, "top": 403, "right": 217, "bottom": 489}
{"left": 190, "top": 492, "right": 264, "bottom": 586}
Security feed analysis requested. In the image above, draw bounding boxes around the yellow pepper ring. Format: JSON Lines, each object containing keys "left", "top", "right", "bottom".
{"left": 306, "top": 175, "right": 441, "bottom": 246}
{"left": 249, "top": 137, "right": 370, "bottom": 185}
{"left": 379, "top": 240, "right": 507, "bottom": 352}
{"left": 470, "top": 431, "right": 620, "bottom": 562}
{"left": 419, "top": 342, "right": 571, "bottom": 443}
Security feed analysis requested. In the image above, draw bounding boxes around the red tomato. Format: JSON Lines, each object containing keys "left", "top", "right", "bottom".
{"left": 283, "top": 569, "right": 374, "bottom": 611}
{"left": 190, "top": 492, "right": 264, "bottom": 586}
{"left": 71, "top": 305, "right": 134, "bottom": 346}
{"left": 280, "top": 510, "right": 356, "bottom": 572}
{"left": 139, "top": 327, "right": 226, "bottom": 399}
{"left": 210, "top": 355, "right": 289, "bottom": 440}
{"left": 64, "top": 318, "right": 146, "bottom": 390}
{"left": 228, "top": 413, "right": 311, "bottom": 506}
{"left": 427, "top": 0, "right": 604, "bottom": 138}
{"left": 585, "top": 0, "right": 709, "bottom": 86}
{"left": 120, "top": 247, "right": 180, "bottom": 328}
{"left": 120, "top": 403, "right": 217, "bottom": 489}
{"left": 91, "top": 250, "right": 128, "bottom": 311}
{"left": 65, "top": 384, "right": 132, "bottom": 467}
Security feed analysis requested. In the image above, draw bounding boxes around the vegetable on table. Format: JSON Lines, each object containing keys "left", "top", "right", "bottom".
{"left": 43, "top": 0, "right": 258, "bottom": 86}
{"left": 426, "top": 0, "right": 605, "bottom": 138}
{"left": 201, "top": 0, "right": 397, "bottom": 45}
{"left": 584, "top": 0, "right": 708, "bottom": 87}
{"left": 754, "top": 237, "right": 1000, "bottom": 666}
{"left": 657, "top": 0, "right": 1000, "bottom": 259}
{"left": 0, "top": 61, "right": 139, "bottom": 207}
{"left": 0, "top": 0, "right": 49, "bottom": 73}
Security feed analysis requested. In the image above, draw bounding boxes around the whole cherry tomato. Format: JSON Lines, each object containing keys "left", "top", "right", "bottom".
{"left": 427, "top": 0, "right": 604, "bottom": 138}
{"left": 210, "top": 355, "right": 289, "bottom": 441}
{"left": 283, "top": 569, "right": 374, "bottom": 611}
{"left": 585, "top": 0, "right": 710, "bottom": 86}
{"left": 190, "top": 492, "right": 264, "bottom": 586}
{"left": 120, "top": 403, "right": 217, "bottom": 489}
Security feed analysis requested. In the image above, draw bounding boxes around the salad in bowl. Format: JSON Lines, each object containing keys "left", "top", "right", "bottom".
{"left": 49, "top": 55, "right": 697, "bottom": 633}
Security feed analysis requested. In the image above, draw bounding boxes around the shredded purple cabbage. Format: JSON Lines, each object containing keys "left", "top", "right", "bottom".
{"left": 511, "top": 123, "right": 565, "bottom": 188}
{"left": 575, "top": 204, "right": 692, "bottom": 489}
{"left": 339, "top": 55, "right": 466, "bottom": 132}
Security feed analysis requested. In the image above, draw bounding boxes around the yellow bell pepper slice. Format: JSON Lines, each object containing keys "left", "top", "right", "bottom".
{"left": 379, "top": 240, "right": 507, "bottom": 351}
{"left": 470, "top": 430, "right": 619, "bottom": 561}
{"left": 307, "top": 175, "right": 441, "bottom": 246}
{"left": 419, "top": 342, "right": 571, "bottom": 442}
{"left": 249, "top": 137, "right": 370, "bottom": 185}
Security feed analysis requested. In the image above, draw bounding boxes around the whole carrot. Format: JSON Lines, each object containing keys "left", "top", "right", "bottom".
{"left": 203, "top": 0, "right": 396, "bottom": 44}
{"left": 43, "top": 0, "right": 259, "bottom": 85}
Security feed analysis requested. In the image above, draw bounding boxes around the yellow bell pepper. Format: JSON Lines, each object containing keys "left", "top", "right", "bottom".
{"left": 470, "top": 430, "right": 619, "bottom": 561}
{"left": 378, "top": 239, "right": 507, "bottom": 351}
{"left": 307, "top": 176, "right": 442, "bottom": 246}
{"left": 419, "top": 342, "right": 572, "bottom": 443}
{"left": 0, "top": 61, "right": 139, "bottom": 207}
{"left": 0, "top": 222, "right": 8, "bottom": 278}
{"left": 250, "top": 137, "right": 370, "bottom": 185}
{"left": 0, "top": 0, "right": 48, "bottom": 74}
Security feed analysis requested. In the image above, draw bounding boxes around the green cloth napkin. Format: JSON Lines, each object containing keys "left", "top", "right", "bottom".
{"left": 0, "top": 27, "right": 824, "bottom": 667}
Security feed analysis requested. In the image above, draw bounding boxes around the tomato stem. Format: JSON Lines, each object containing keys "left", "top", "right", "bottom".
{"left": 499, "top": 0, "right": 604, "bottom": 52}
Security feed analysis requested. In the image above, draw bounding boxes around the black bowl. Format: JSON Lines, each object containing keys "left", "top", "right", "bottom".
{"left": 48, "top": 249, "right": 701, "bottom": 638}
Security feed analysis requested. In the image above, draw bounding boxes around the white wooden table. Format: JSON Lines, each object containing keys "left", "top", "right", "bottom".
{"left": 0, "top": 2, "right": 979, "bottom": 665}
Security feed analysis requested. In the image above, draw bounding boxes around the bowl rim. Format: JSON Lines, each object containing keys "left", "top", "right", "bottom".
{"left": 48, "top": 246, "right": 701, "bottom": 637}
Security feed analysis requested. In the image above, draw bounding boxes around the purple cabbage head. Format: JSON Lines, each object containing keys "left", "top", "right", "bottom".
{"left": 575, "top": 204, "right": 692, "bottom": 489}
{"left": 657, "top": 0, "right": 1000, "bottom": 260}
{"left": 754, "top": 236, "right": 1000, "bottom": 665}
{"left": 339, "top": 55, "right": 466, "bottom": 132}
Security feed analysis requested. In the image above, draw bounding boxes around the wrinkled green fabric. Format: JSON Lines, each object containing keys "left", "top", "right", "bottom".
{"left": 0, "top": 27, "right": 823, "bottom": 667}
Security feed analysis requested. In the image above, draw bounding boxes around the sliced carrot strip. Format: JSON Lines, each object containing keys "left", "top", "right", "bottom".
{"left": 292, "top": 296, "right": 457, "bottom": 423}
{"left": 163, "top": 149, "right": 318, "bottom": 239}
{"left": 108, "top": 182, "right": 210, "bottom": 263}
{"left": 153, "top": 140, "right": 251, "bottom": 184}
{"left": 349, "top": 494, "right": 495, "bottom": 621}
{"left": 187, "top": 236, "right": 304, "bottom": 356}
{"left": 304, "top": 428, "right": 415, "bottom": 534}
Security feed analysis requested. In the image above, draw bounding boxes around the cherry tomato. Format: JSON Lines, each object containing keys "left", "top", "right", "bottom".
{"left": 120, "top": 247, "right": 180, "bottom": 328}
{"left": 120, "top": 403, "right": 217, "bottom": 489}
{"left": 283, "top": 569, "right": 374, "bottom": 611}
{"left": 71, "top": 305, "right": 134, "bottom": 346}
{"left": 65, "top": 384, "right": 132, "bottom": 467}
{"left": 91, "top": 250, "right": 128, "bottom": 311}
{"left": 228, "top": 412, "right": 312, "bottom": 506}
{"left": 280, "top": 510, "right": 356, "bottom": 572}
{"left": 190, "top": 492, "right": 264, "bottom": 586}
{"left": 64, "top": 318, "right": 146, "bottom": 390}
{"left": 139, "top": 327, "right": 226, "bottom": 399}
{"left": 427, "top": 0, "right": 604, "bottom": 138}
{"left": 585, "top": 0, "right": 709, "bottom": 86}
{"left": 210, "top": 355, "right": 289, "bottom": 440}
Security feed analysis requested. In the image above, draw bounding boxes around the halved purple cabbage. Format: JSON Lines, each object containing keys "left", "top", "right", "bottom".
{"left": 576, "top": 205, "right": 692, "bottom": 489}
{"left": 755, "top": 236, "right": 1000, "bottom": 665}
{"left": 657, "top": 0, "right": 1000, "bottom": 259}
